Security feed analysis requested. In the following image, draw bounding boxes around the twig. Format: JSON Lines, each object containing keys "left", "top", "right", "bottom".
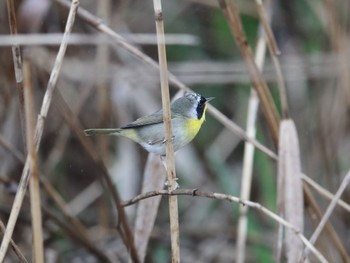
{"left": 153, "top": 0, "right": 180, "bottom": 262}
{"left": 122, "top": 189, "right": 328, "bottom": 263}
{"left": 23, "top": 59, "right": 44, "bottom": 263}
{"left": 303, "top": 170, "right": 350, "bottom": 260}
{"left": 302, "top": 174, "right": 350, "bottom": 213}
{"left": 0, "top": 1, "right": 80, "bottom": 262}
{"left": 303, "top": 184, "right": 349, "bottom": 262}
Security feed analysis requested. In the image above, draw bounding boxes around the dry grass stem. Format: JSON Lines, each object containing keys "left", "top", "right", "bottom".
{"left": 218, "top": 0, "right": 280, "bottom": 145}
{"left": 303, "top": 170, "right": 350, "bottom": 260}
{"left": 122, "top": 189, "right": 328, "bottom": 263}
{"left": 23, "top": 59, "right": 44, "bottom": 263}
{"left": 236, "top": 26, "right": 268, "bottom": 263}
{"left": 153, "top": 0, "right": 180, "bottom": 262}
{"left": 303, "top": 185, "right": 350, "bottom": 263}
{"left": 302, "top": 174, "right": 350, "bottom": 213}
{"left": 255, "top": 0, "right": 289, "bottom": 118}
{"left": 0, "top": 1, "right": 80, "bottom": 261}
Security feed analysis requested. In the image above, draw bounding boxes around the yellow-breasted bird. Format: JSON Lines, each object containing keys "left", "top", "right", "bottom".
{"left": 84, "top": 92, "right": 213, "bottom": 156}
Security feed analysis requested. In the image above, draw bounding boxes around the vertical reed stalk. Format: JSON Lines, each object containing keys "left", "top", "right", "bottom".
{"left": 152, "top": 0, "right": 180, "bottom": 262}
{"left": 24, "top": 59, "right": 44, "bottom": 263}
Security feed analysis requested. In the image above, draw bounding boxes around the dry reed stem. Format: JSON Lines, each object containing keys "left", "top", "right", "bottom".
{"left": 0, "top": 1, "right": 80, "bottom": 261}
{"left": 54, "top": 0, "right": 277, "bottom": 161}
{"left": 153, "top": 0, "right": 180, "bottom": 262}
{"left": 122, "top": 189, "right": 328, "bottom": 263}
{"left": 303, "top": 184, "right": 350, "bottom": 262}
{"left": 278, "top": 120, "right": 304, "bottom": 262}
{"left": 0, "top": 220, "right": 28, "bottom": 263}
{"left": 6, "top": 0, "right": 26, "bottom": 146}
{"left": 303, "top": 170, "right": 350, "bottom": 261}
{"left": 302, "top": 174, "right": 350, "bottom": 213}
{"left": 255, "top": 0, "right": 289, "bottom": 119}
{"left": 236, "top": 29, "right": 267, "bottom": 263}
{"left": 218, "top": 0, "right": 280, "bottom": 145}
{"left": 23, "top": 59, "right": 44, "bottom": 263}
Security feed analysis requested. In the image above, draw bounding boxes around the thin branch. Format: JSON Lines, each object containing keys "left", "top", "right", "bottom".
{"left": 302, "top": 174, "right": 350, "bottom": 213}
{"left": 303, "top": 170, "right": 350, "bottom": 260}
{"left": 122, "top": 188, "right": 328, "bottom": 263}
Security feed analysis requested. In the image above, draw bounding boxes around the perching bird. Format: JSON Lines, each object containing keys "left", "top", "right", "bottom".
{"left": 84, "top": 92, "right": 213, "bottom": 156}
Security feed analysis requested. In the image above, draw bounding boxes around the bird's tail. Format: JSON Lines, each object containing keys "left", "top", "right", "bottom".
{"left": 84, "top": 128, "right": 121, "bottom": 136}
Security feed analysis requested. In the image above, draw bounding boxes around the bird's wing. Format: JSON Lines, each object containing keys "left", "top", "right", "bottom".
{"left": 121, "top": 110, "right": 182, "bottom": 129}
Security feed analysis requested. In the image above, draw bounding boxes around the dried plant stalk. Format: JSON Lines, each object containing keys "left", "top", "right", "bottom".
{"left": 236, "top": 31, "right": 267, "bottom": 263}
{"left": 153, "top": 0, "right": 180, "bottom": 262}
{"left": 303, "top": 170, "right": 350, "bottom": 261}
{"left": 218, "top": 0, "right": 280, "bottom": 145}
{"left": 23, "top": 59, "right": 44, "bottom": 263}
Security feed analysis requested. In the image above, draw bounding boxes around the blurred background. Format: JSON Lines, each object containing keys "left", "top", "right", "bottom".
{"left": 0, "top": 0, "right": 350, "bottom": 262}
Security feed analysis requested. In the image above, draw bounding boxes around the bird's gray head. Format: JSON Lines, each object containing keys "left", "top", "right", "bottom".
{"left": 171, "top": 92, "right": 210, "bottom": 120}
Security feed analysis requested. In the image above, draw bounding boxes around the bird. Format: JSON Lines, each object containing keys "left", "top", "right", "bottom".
{"left": 84, "top": 92, "right": 214, "bottom": 156}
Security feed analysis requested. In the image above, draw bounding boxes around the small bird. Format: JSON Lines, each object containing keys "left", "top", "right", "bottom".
{"left": 84, "top": 92, "right": 213, "bottom": 156}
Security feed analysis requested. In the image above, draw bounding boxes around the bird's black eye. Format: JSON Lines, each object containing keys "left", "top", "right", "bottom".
{"left": 196, "top": 96, "right": 207, "bottom": 120}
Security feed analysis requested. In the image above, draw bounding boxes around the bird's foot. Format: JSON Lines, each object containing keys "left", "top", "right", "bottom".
{"left": 164, "top": 177, "right": 179, "bottom": 190}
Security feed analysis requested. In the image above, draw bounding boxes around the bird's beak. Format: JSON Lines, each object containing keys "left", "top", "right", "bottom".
{"left": 205, "top": 97, "right": 215, "bottom": 103}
